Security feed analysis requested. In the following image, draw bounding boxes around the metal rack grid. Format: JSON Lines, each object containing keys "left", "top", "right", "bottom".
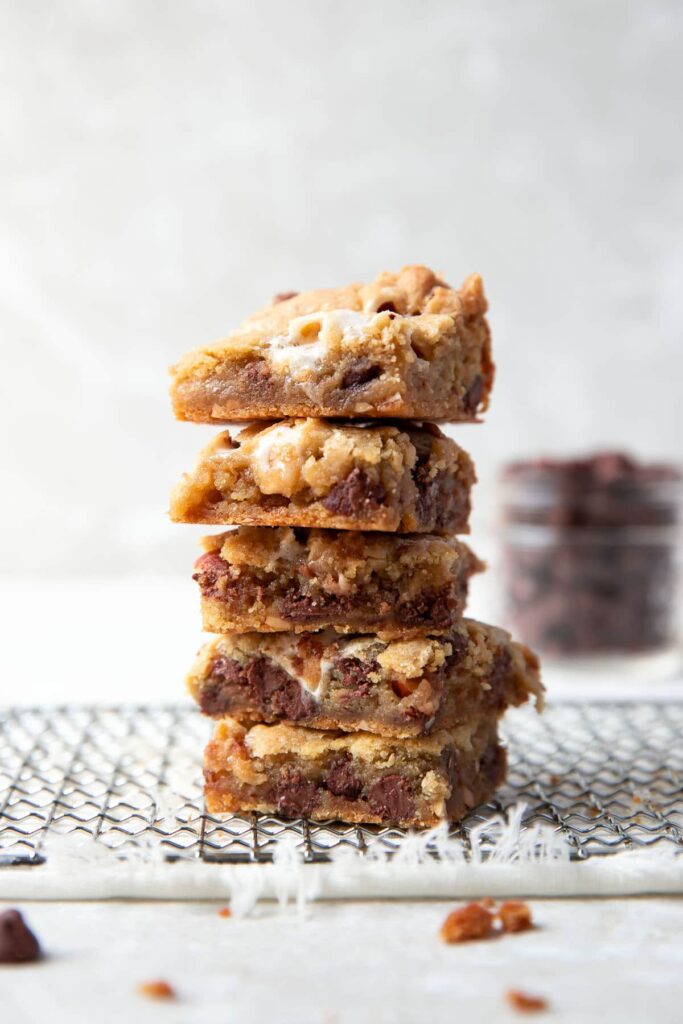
{"left": 1, "top": 702, "right": 682, "bottom": 866}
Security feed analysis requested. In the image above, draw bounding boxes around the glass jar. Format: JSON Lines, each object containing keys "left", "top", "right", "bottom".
{"left": 500, "top": 454, "right": 682, "bottom": 670}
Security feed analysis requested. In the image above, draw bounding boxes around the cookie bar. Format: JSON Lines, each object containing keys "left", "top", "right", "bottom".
{"left": 170, "top": 419, "right": 475, "bottom": 534}
{"left": 170, "top": 267, "right": 493, "bottom": 423}
{"left": 187, "top": 620, "right": 543, "bottom": 737}
{"left": 192, "top": 527, "right": 482, "bottom": 638}
{"left": 203, "top": 715, "right": 506, "bottom": 827}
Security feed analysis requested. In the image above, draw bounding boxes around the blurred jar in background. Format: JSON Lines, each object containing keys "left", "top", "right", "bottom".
{"left": 500, "top": 454, "right": 682, "bottom": 669}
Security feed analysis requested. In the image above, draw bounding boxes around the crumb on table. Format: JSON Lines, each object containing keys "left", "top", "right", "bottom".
{"left": 440, "top": 902, "right": 495, "bottom": 943}
{"left": 498, "top": 900, "right": 533, "bottom": 933}
{"left": 138, "top": 979, "right": 176, "bottom": 1000}
{"left": 218, "top": 906, "right": 232, "bottom": 918}
{"left": 505, "top": 989, "right": 548, "bottom": 1013}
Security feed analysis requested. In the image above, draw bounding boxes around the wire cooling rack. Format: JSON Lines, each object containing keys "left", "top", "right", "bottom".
{"left": 1, "top": 702, "right": 682, "bottom": 867}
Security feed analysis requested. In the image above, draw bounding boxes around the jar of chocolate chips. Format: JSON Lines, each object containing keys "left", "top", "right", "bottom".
{"left": 500, "top": 453, "right": 681, "bottom": 664}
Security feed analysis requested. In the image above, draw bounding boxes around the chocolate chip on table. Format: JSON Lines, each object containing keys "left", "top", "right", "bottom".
{"left": 321, "top": 467, "right": 386, "bottom": 517}
{"left": 0, "top": 909, "right": 41, "bottom": 963}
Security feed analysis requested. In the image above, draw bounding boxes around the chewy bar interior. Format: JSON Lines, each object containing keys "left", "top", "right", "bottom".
{"left": 192, "top": 527, "right": 482, "bottom": 638}
{"left": 170, "top": 418, "right": 475, "bottom": 534}
{"left": 170, "top": 266, "right": 493, "bottom": 423}
{"left": 203, "top": 715, "right": 506, "bottom": 828}
{"left": 188, "top": 620, "right": 543, "bottom": 738}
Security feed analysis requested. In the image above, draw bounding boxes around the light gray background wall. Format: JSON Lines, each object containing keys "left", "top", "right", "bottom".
{"left": 3, "top": 0, "right": 682, "bottom": 578}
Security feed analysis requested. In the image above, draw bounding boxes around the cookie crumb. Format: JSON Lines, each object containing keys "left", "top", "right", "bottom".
{"left": 506, "top": 989, "right": 548, "bottom": 1013}
{"left": 440, "top": 902, "right": 495, "bottom": 943}
{"left": 480, "top": 896, "right": 496, "bottom": 909}
{"left": 217, "top": 906, "right": 232, "bottom": 918}
{"left": 498, "top": 900, "right": 533, "bottom": 933}
{"left": 0, "top": 909, "right": 41, "bottom": 963}
{"left": 138, "top": 980, "right": 176, "bottom": 1000}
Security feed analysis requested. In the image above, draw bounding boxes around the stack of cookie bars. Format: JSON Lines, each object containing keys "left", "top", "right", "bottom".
{"left": 169, "top": 266, "right": 543, "bottom": 829}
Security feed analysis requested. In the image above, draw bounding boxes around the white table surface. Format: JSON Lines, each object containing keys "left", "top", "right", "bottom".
{"left": 1, "top": 579, "right": 682, "bottom": 1023}
{"left": 3, "top": 897, "right": 683, "bottom": 1024}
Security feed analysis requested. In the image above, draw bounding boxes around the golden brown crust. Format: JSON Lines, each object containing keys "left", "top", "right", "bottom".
{"left": 187, "top": 619, "right": 544, "bottom": 737}
{"left": 170, "top": 267, "right": 493, "bottom": 423}
{"left": 191, "top": 527, "right": 482, "bottom": 638}
{"left": 170, "top": 419, "right": 475, "bottom": 534}
{"left": 203, "top": 715, "right": 505, "bottom": 826}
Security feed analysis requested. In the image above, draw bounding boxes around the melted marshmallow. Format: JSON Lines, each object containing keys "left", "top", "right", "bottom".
{"left": 268, "top": 309, "right": 373, "bottom": 378}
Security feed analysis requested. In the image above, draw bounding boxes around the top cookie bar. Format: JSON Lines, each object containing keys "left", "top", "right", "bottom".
{"left": 170, "top": 266, "right": 493, "bottom": 422}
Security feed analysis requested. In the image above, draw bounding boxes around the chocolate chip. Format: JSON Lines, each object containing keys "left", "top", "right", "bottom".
{"left": 0, "top": 909, "right": 41, "bottom": 963}
{"left": 326, "top": 756, "right": 363, "bottom": 799}
{"left": 340, "top": 360, "right": 382, "bottom": 390}
{"left": 192, "top": 552, "right": 229, "bottom": 598}
{"left": 396, "top": 588, "right": 453, "bottom": 629}
{"left": 275, "top": 767, "right": 319, "bottom": 817}
{"left": 199, "top": 657, "right": 247, "bottom": 714}
{"left": 463, "top": 374, "right": 484, "bottom": 415}
{"left": 273, "top": 291, "right": 299, "bottom": 303}
{"left": 376, "top": 301, "right": 397, "bottom": 313}
{"left": 334, "top": 657, "right": 377, "bottom": 699}
{"left": 367, "top": 774, "right": 416, "bottom": 823}
{"left": 246, "top": 658, "right": 315, "bottom": 721}
{"left": 321, "top": 468, "right": 386, "bottom": 517}
{"left": 445, "top": 630, "right": 468, "bottom": 666}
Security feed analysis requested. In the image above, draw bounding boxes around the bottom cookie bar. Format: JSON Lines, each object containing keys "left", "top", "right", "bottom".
{"left": 203, "top": 715, "right": 506, "bottom": 828}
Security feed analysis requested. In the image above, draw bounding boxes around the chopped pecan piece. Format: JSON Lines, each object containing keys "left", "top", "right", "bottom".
{"left": 505, "top": 990, "right": 548, "bottom": 1013}
{"left": 498, "top": 900, "right": 533, "bottom": 933}
{"left": 440, "top": 902, "right": 495, "bottom": 943}
{"left": 138, "top": 980, "right": 176, "bottom": 1000}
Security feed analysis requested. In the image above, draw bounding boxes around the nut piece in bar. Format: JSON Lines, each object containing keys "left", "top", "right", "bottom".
{"left": 191, "top": 527, "right": 482, "bottom": 639}
{"left": 170, "top": 419, "right": 475, "bottom": 534}
{"left": 203, "top": 715, "right": 507, "bottom": 828}
{"left": 170, "top": 266, "right": 493, "bottom": 423}
{"left": 187, "top": 619, "right": 543, "bottom": 737}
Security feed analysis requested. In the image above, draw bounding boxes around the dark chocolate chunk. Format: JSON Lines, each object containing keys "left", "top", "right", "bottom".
{"left": 199, "top": 656, "right": 247, "bottom": 714}
{"left": 273, "top": 291, "right": 299, "bottom": 303}
{"left": 333, "top": 657, "right": 377, "bottom": 700}
{"left": 0, "top": 909, "right": 41, "bottom": 963}
{"left": 192, "top": 552, "right": 229, "bottom": 599}
{"left": 462, "top": 374, "right": 483, "bottom": 415}
{"left": 375, "top": 301, "right": 397, "bottom": 313}
{"left": 275, "top": 767, "right": 319, "bottom": 817}
{"left": 246, "top": 658, "right": 315, "bottom": 721}
{"left": 340, "top": 360, "right": 382, "bottom": 390}
{"left": 396, "top": 588, "right": 453, "bottom": 630}
{"left": 321, "top": 468, "right": 386, "bottom": 517}
{"left": 326, "top": 755, "right": 363, "bottom": 799}
{"left": 367, "top": 774, "right": 416, "bottom": 823}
